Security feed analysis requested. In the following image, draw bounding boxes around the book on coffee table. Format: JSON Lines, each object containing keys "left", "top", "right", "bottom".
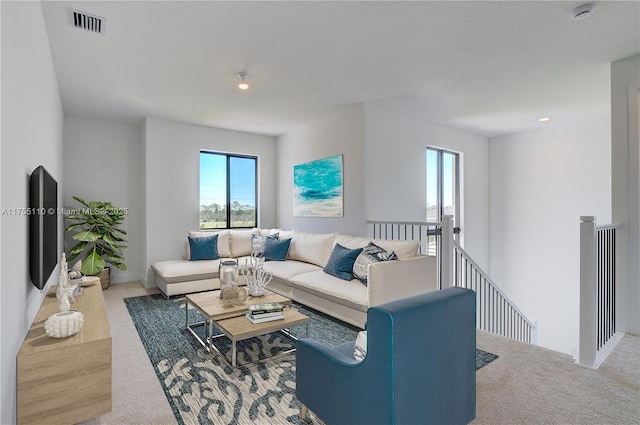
{"left": 245, "top": 312, "right": 284, "bottom": 324}
{"left": 248, "top": 302, "right": 283, "bottom": 315}
{"left": 248, "top": 311, "right": 284, "bottom": 319}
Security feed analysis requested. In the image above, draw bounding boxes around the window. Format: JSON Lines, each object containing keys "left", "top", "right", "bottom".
{"left": 426, "top": 146, "right": 460, "bottom": 236}
{"left": 200, "top": 151, "right": 257, "bottom": 229}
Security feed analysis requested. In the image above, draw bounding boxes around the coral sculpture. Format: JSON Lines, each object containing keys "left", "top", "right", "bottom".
{"left": 56, "top": 253, "right": 78, "bottom": 312}
{"left": 241, "top": 250, "right": 273, "bottom": 297}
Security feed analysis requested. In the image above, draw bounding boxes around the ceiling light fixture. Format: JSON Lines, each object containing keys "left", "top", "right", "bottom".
{"left": 538, "top": 117, "right": 551, "bottom": 122}
{"left": 572, "top": 3, "right": 595, "bottom": 20}
{"left": 237, "top": 72, "right": 249, "bottom": 90}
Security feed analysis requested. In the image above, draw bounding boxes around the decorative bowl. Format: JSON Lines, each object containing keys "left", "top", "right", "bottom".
{"left": 44, "top": 310, "right": 84, "bottom": 338}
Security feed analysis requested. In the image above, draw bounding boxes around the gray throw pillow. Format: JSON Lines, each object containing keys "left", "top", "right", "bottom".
{"left": 353, "top": 242, "right": 398, "bottom": 285}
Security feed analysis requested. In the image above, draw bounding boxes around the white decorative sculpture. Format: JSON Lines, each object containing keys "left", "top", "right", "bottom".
{"left": 71, "top": 260, "right": 82, "bottom": 271}
{"left": 44, "top": 311, "right": 84, "bottom": 338}
{"left": 56, "top": 253, "right": 79, "bottom": 312}
{"left": 241, "top": 241, "right": 273, "bottom": 296}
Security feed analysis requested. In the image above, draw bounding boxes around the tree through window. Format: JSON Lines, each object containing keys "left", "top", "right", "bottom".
{"left": 200, "top": 151, "right": 257, "bottom": 229}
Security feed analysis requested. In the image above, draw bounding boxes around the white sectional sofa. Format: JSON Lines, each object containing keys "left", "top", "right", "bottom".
{"left": 151, "top": 228, "right": 438, "bottom": 328}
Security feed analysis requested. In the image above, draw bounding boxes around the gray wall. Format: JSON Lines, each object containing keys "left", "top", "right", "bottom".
{"left": 144, "top": 118, "right": 277, "bottom": 283}
{"left": 611, "top": 54, "right": 640, "bottom": 335}
{"left": 0, "top": 3, "right": 64, "bottom": 423}
{"left": 488, "top": 117, "right": 612, "bottom": 355}
{"left": 276, "top": 104, "right": 366, "bottom": 235}
{"left": 275, "top": 100, "right": 490, "bottom": 261}
{"left": 62, "top": 117, "right": 278, "bottom": 287}
{"left": 364, "top": 101, "right": 490, "bottom": 269}
{"left": 63, "top": 116, "right": 144, "bottom": 283}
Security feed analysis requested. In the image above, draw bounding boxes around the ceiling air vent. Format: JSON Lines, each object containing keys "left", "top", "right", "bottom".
{"left": 68, "top": 8, "right": 105, "bottom": 35}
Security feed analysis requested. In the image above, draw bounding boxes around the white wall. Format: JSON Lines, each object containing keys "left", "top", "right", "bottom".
{"left": 611, "top": 54, "right": 640, "bottom": 335}
{"left": 489, "top": 119, "right": 612, "bottom": 355}
{"left": 0, "top": 2, "right": 64, "bottom": 423}
{"left": 63, "top": 116, "right": 144, "bottom": 283}
{"left": 144, "top": 118, "right": 277, "bottom": 283}
{"left": 276, "top": 104, "right": 366, "bottom": 235}
{"left": 364, "top": 102, "right": 490, "bottom": 269}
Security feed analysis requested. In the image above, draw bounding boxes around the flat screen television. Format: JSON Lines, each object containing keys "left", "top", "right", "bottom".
{"left": 29, "top": 165, "right": 58, "bottom": 290}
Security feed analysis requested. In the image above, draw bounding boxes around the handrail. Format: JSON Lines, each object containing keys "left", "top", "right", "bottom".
{"left": 452, "top": 241, "right": 536, "bottom": 343}
{"left": 453, "top": 242, "right": 536, "bottom": 329}
{"left": 366, "top": 220, "right": 442, "bottom": 226}
{"left": 367, "top": 220, "right": 442, "bottom": 255}
{"left": 368, "top": 219, "right": 536, "bottom": 343}
{"left": 596, "top": 223, "right": 621, "bottom": 231}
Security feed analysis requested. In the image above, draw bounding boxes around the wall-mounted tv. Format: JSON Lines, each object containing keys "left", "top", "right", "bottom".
{"left": 29, "top": 165, "right": 58, "bottom": 290}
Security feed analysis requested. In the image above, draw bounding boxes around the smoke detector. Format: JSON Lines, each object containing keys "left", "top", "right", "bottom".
{"left": 572, "top": 4, "right": 595, "bottom": 20}
{"left": 68, "top": 8, "right": 105, "bottom": 34}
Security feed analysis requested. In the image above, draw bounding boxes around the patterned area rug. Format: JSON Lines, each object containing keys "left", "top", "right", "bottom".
{"left": 124, "top": 294, "right": 498, "bottom": 425}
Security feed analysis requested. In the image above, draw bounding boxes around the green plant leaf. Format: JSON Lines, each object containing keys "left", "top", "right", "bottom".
{"left": 64, "top": 223, "right": 84, "bottom": 232}
{"left": 65, "top": 215, "right": 84, "bottom": 221}
{"left": 66, "top": 196, "right": 128, "bottom": 273}
{"left": 111, "top": 262, "right": 127, "bottom": 271}
{"left": 81, "top": 250, "right": 105, "bottom": 275}
{"left": 106, "top": 253, "right": 125, "bottom": 262}
{"left": 72, "top": 230, "right": 101, "bottom": 242}
{"left": 73, "top": 196, "right": 90, "bottom": 208}
{"left": 103, "top": 233, "right": 116, "bottom": 245}
{"left": 68, "top": 241, "right": 88, "bottom": 257}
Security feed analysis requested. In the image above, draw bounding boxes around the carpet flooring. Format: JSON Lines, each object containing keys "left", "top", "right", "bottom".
{"left": 125, "top": 293, "right": 497, "bottom": 425}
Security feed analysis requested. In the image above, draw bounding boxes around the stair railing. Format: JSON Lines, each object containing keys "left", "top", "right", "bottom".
{"left": 368, "top": 220, "right": 441, "bottom": 256}
{"left": 450, "top": 241, "right": 537, "bottom": 344}
{"left": 368, "top": 217, "right": 537, "bottom": 344}
{"left": 578, "top": 216, "right": 621, "bottom": 369}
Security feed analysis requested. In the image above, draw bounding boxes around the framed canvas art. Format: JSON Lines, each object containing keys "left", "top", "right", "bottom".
{"left": 293, "top": 154, "right": 343, "bottom": 217}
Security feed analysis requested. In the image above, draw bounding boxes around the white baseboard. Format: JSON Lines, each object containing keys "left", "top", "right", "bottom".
{"left": 110, "top": 271, "right": 145, "bottom": 285}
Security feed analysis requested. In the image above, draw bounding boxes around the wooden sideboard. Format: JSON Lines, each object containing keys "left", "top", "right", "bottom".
{"left": 17, "top": 280, "right": 112, "bottom": 425}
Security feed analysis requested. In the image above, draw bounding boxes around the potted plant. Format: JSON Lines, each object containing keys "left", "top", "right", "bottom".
{"left": 65, "top": 196, "right": 127, "bottom": 289}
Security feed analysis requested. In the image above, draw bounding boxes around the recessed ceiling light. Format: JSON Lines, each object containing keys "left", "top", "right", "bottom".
{"left": 237, "top": 72, "right": 249, "bottom": 90}
{"left": 538, "top": 117, "right": 551, "bottom": 122}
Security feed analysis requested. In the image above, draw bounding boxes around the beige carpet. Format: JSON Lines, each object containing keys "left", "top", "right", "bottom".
{"left": 84, "top": 281, "right": 639, "bottom": 425}
{"left": 80, "top": 282, "right": 175, "bottom": 425}
{"left": 475, "top": 330, "right": 639, "bottom": 424}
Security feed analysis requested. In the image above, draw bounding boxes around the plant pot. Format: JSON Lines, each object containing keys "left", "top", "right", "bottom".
{"left": 96, "top": 267, "right": 110, "bottom": 290}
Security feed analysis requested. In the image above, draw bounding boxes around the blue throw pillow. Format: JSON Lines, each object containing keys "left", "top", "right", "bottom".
{"left": 323, "top": 243, "right": 363, "bottom": 280}
{"left": 263, "top": 237, "right": 291, "bottom": 261}
{"left": 251, "top": 233, "right": 279, "bottom": 257}
{"left": 188, "top": 234, "right": 219, "bottom": 261}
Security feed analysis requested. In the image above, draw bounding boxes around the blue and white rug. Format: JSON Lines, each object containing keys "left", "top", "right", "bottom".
{"left": 124, "top": 294, "right": 497, "bottom": 424}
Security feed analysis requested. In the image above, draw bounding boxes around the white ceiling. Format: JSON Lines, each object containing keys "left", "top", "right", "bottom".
{"left": 40, "top": 1, "right": 640, "bottom": 138}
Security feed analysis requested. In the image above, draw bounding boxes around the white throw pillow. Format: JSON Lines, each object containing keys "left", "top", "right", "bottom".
{"left": 288, "top": 231, "right": 336, "bottom": 267}
{"left": 258, "top": 228, "right": 273, "bottom": 237}
{"left": 229, "top": 229, "right": 258, "bottom": 257}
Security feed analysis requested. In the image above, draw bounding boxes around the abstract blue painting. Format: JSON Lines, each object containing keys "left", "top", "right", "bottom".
{"left": 294, "top": 154, "right": 343, "bottom": 217}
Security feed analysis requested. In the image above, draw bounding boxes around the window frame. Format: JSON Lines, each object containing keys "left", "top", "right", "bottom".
{"left": 199, "top": 150, "right": 258, "bottom": 230}
{"left": 426, "top": 146, "right": 461, "bottom": 239}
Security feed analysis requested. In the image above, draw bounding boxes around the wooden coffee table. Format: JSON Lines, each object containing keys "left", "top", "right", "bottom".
{"left": 185, "top": 289, "right": 309, "bottom": 367}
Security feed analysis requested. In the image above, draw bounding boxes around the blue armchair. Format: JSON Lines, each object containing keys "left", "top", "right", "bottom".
{"left": 296, "top": 287, "right": 476, "bottom": 425}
